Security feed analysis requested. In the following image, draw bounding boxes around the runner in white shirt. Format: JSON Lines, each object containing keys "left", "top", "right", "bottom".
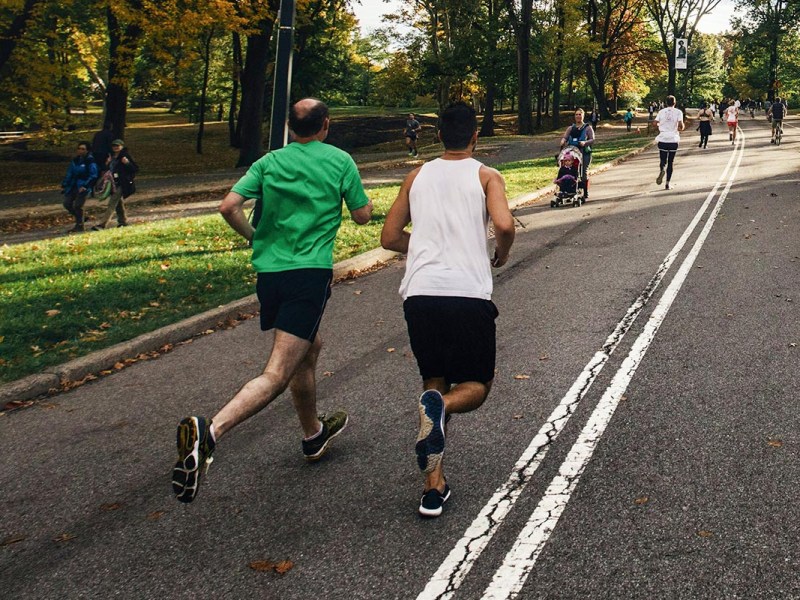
{"left": 653, "top": 95, "right": 685, "bottom": 190}
{"left": 724, "top": 100, "right": 740, "bottom": 145}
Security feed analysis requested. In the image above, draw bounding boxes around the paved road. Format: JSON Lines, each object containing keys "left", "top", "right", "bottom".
{"left": 2, "top": 117, "right": 798, "bottom": 599}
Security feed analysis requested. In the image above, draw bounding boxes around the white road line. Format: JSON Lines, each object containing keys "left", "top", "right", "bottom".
{"left": 480, "top": 133, "right": 746, "bottom": 600}
{"left": 417, "top": 136, "right": 744, "bottom": 600}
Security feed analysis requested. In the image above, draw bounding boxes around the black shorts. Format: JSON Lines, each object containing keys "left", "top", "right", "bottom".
{"left": 256, "top": 269, "right": 332, "bottom": 341}
{"left": 405, "top": 132, "right": 418, "bottom": 140}
{"left": 403, "top": 296, "right": 499, "bottom": 386}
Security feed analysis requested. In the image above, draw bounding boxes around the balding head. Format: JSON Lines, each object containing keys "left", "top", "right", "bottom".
{"left": 289, "top": 98, "right": 329, "bottom": 138}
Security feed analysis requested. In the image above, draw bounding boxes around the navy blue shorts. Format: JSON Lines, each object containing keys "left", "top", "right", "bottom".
{"left": 256, "top": 269, "right": 332, "bottom": 341}
{"left": 403, "top": 296, "right": 498, "bottom": 386}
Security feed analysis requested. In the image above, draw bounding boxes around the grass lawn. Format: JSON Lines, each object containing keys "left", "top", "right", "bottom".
{"left": 0, "top": 134, "right": 648, "bottom": 384}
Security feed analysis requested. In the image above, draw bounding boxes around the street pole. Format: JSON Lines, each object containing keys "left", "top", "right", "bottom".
{"left": 269, "top": 0, "right": 296, "bottom": 152}
{"left": 251, "top": 0, "right": 296, "bottom": 231}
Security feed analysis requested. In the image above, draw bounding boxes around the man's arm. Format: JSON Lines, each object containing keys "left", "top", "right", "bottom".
{"left": 481, "top": 166, "right": 515, "bottom": 267}
{"left": 350, "top": 199, "right": 373, "bottom": 225}
{"left": 219, "top": 191, "right": 255, "bottom": 242}
{"left": 380, "top": 169, "right": 418, "bottom": 254}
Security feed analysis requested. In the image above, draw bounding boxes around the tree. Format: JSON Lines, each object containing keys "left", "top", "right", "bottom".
{"left": 0, "top": 0, "right": 44, "bottom": 73}
{"left": 505, "top": 0, "right": 534, "bottom": 133}
{"left": 645, "top": 0, "right": 722, "bottom": 97}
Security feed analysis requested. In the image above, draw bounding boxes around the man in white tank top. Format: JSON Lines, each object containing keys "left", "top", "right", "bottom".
{"left": 381, "top": 102, "right": 515, "bottom": 517}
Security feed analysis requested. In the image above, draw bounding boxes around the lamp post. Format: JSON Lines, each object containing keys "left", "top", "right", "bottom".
{"left": 252, "top": 0, "right": 296, "bottom": 231}
{"left": 269, "top": 0, "right": 296, "bottom": 151}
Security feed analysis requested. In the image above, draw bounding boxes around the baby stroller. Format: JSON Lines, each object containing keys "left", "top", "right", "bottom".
{"left": 551, "top": 146, "right": 584, "bottom": 208}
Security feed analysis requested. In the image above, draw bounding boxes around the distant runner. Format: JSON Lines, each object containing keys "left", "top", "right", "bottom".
{"left": 724, "top": 101, "right": 740, "bottom": 145}
{"left": 768, "top": 97, "right": 787, "bottom": 144}
{"left": 654, "top": 95, "right": 685, "bottom": 191}
{"left": 404, "top": 113, "right": 421, "bottom": 157}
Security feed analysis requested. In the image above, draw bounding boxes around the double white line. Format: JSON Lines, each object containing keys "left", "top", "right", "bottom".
{"left": 418, "top": 133, "right": 746, "bottom": 600}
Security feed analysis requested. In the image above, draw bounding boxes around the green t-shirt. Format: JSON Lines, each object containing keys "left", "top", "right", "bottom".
{"left": 232, "top": 140, "right": 370, "bottom": 272}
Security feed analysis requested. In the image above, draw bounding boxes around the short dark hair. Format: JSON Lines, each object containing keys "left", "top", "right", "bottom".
{"left": 289, "top": 99, "right": 329, "bottom": 137}
{"left": 666, "top": 95, "right": 676, "bottom": 107}
{"left": 78, "top": 141, "right": 91, "bottom": 151}
{"left": 438, "top": 102, "right": 477, "bottom": 150}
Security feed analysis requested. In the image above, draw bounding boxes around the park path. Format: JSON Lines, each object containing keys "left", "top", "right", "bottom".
{"left": 0, "top": 120, "right": 643, "bottom": 245}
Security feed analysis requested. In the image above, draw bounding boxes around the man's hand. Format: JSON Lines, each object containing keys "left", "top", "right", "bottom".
{"left": 491, "top": 251, "right": 508, "bottom": 268}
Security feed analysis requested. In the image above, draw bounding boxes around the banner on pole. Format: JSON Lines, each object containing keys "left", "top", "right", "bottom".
{"left": 675, "top": 38, "right": 688, "bottom": 70}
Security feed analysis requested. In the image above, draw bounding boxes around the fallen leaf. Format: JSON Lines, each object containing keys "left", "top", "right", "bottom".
{"left": 696, "top": 530, "right": 714, "bottom": 538}
{"left": 1, "top": 535, "right": 26, "bottom": 546}
{"left": 160, "top": 263, "right": 170, "bottom": 270}
{"left": 634, "top": 496, "right": 649, "bottom": 505}
{"left": 539, "top": 354, "right": 549, "bottom": 361}
{"left": 354, "top": 290, "right": 363, "bottom": 295}
{"left": 114, "top": 362, "right": 125, "bottom": 370}
{"left": 387, "top": 347, "right": 396, "bottom": 353}
{"left": 40, "top": 402, "right": 59, "bottom": 410}
{"left": 768, "top": 439, "right": 783, "bottom": 448}
{"left": 3, "top": 400, "right": 34, "bottom": 412}
{"left": 53, "top": 533, "right": 76, "bottom": 543}
{"left": 149, "top": 301, "right": 160, "bottom": 307}
{"left": 100, "top": 502, "right": 124, "bottom": 511}
{"left": 274, "top": 560, "right": 294, "bottom": 575}
{"left": 513, "top": 414, "right": 524, "bottom": 420}
{"left": 45, "top": 309, "right": 61, "bottom": 317}
{"left": 513, "top": 374, "right": 530, "bottom": 380}
{"left": 249, "top": 560, "right": 277, "bottom": 572}
{"left": 789, "top": 343, "right": 797, "bottom": 348}
{"left": 322, "top": 371, "right": 334, "bottom": 377}
{"left": 146, "top": 511, "right": 166, "bottom": 521}
{"left": 0, "top": 335, "right": 4, "bottom": 343}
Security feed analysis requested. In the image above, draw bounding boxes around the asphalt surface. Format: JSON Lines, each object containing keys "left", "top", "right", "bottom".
{"left": 2, "top": 116, "right": 798, "bottom": 599}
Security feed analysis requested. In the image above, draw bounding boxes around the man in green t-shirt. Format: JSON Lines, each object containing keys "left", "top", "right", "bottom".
{"left": 172, "top": 98, "right": 373, "bottom": 503}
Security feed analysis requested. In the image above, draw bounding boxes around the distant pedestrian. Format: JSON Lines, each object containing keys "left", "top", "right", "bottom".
{"left": 91, "top": 122, "right": 114, "bottom": 174}
{"left": 654, "top": 95, "right": 684, "bottom": 190}
{"left": 380, "top": 102, "right": 515, "bottom": 518}
{"left": 61, "top": 141, "right": 98, "bottom": 233}
{"left": 92, "top": 139, "right": 137, "bottom": 229}
{"left": 648, "top": 103, "right": 655, "bottom": 120}
{"left": 697, "top": 102, "right": 713, "bottom": 148}
{"left": 404, "top": 113, "right": 421, "bottom": 157}
{"left": 560, "top": 108, "right": 595, "bottom": 199}
{"left": 718, "top": 99, "right": 729, "bottom": 122}
{"left": 724, "top": 100, "right": 740, "bottom": 144}
{"left": 623, "top": 108, "right": 634, "bottom": 132}
{"left": 589, "top": 109, "right": 600, "bottom": 129}
{"left": 171, "top": 98, "right": 373, "bottom": 504}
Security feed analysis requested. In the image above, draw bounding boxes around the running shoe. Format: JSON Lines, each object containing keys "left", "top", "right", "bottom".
{"left": 416, "top": 390, "right": 446, "bottom": 474}
{"left": 302, "top": 410, "right": 349, "bottom": 461}
{"left": 656, "top": 168, "right": 665, "bottom": 185}
{"left": 419, "top": 483, "right": 451, "bottom": 518}
{"left": 172, "top": 416, "right": 215, "bottom": 503}
{"left": 665, "top": 183, "right": 672, "bottom": 190}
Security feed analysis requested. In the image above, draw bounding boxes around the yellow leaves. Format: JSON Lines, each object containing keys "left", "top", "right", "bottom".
{"left": 767, "top": 439, "right": 783, "bottom": 448}
{"left": 513, "top": 374, "right": 530, "bottom": 380}
{"left": 387, "top": 347, "right": 396, "bottom": 353}
{"left": 634, "top": 496, "right": 649, "bottom": 505}
{"left": 0, "top": 335, "right": 4, "bottom": 344}
{"left": 696, "top": 530, "right": 714, "bottom": 538}
{"left": 249, "top": 560, "right": 294, "bottom": 575}
{"left": 45, "top": 309, "right": 61, "bottom": 317}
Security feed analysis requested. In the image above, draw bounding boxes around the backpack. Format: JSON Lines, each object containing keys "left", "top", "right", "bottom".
{"left": 94, "top": 169, "right": 116, "bottom": 200}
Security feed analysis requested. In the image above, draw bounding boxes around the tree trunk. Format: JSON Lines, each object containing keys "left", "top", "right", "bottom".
{"left": 236, "top": 28, "right": 273, "bottom": 168}
{"left": 105, "top": 5, "right": 143, "bottom": 138}
{"left": 479, "top": 82, "right": 496, "bottom": 137}
{"left": 229, "top": 32, "right": 242, "bottom": 148}
{"left": 196, "top": 27, "right": 215, "bottom": 155}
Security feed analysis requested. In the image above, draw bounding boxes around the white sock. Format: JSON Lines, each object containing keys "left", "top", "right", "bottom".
{"left": 304, "top": 422, "right": 323, "bottom": 441}
{"left": 209, "top": 423, "right": 217, "bottom": 443}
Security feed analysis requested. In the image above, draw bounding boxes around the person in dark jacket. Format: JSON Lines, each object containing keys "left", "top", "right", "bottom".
{"left": 61, "top": 141, "right": 98, "bottom": 233}
{"left": 93, "top": 139, "right": 138, "bottom": 229}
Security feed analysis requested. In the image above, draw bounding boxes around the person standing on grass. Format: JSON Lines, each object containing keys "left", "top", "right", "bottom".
{"left": 654, "top": 95, "right": 685, "bottom": 190}
{"left": 560, "top": 108, "right": 595, "bottom": 200}
{"left": 404, "top": 113, "right": 421, "bottom": 157}
{"left": 171, "top": 98, "right": 373, "bottom": 504}
{"left": 61, "top": 141, "right": 98, "bottom": 233}
{"left": 92, "top": 139, "right": 137, "bottom": 229}
{"left": 624, "top": 108, "right": 634, "bottom": 132}
{"left": 381, "top": 102, "right": 515, "bottom": 518}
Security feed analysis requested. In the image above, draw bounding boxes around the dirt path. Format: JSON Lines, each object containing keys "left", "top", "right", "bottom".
{"left": 0, "top": 122, "right": 641, "bottom": 246}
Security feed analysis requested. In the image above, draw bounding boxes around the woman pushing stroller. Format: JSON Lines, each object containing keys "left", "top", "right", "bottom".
{"left": 560, "top": 108, "right": 595, "bottom": 200}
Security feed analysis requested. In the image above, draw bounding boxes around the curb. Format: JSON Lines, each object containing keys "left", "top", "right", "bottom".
{"left": 0, "top": 140, "right": 654, "bottom": 406}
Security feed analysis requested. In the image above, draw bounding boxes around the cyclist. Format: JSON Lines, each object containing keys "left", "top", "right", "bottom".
{"left": 768, "top": 97, "right": 788, "bottom": 144}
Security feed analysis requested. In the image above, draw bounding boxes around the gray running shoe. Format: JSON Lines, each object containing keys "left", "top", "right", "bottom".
{"left": 656, "top": 168, "right": 665, "bottom": 185}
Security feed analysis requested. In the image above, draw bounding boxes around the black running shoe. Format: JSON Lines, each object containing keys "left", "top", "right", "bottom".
{"left": 415, "top": 390, "right": 446, "bottom": 474}
{"left": 656, "top": 168, "right": 665, "bottom": 185}
{"left": 172, "top": 416, "right": 215, "bottom": 503}
{"left": 419, "top": 484, "right": 451, "bottom": 517}
{"left": 302, "top": 410, "right": 349, "bottom": 461}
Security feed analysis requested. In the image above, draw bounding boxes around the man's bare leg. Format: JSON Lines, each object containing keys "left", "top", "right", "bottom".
{"left": 421, "top": 378, "right": 491, "bottom": 492}
{"left": 289, "top": 334, "right": 324, "bottom": 438}
{"left": 212, "top": 330, "right": 313, "bottom": 440}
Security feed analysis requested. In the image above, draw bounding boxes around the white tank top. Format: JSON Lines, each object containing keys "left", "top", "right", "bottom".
{"left": 399, "top": 157, "right": 492, "bottom": 300}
